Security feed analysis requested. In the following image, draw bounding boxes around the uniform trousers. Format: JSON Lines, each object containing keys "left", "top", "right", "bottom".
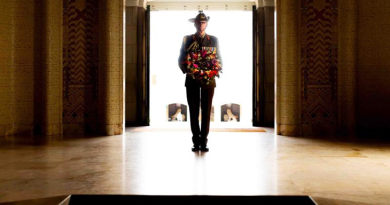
{"left": 186, "top": 85, "right": 215, "bottom": 147}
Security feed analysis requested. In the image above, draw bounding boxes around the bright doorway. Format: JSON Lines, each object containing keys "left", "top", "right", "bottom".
{"left": 149, "top": 10, "right": 253, "bottom": 128}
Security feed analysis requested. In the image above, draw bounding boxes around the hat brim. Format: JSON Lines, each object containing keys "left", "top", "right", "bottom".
{"left": 188, "top": 18, "right": 209, "bottom": 23}
{"left": 188, "top": 17, "right": 209, "bottom": 23}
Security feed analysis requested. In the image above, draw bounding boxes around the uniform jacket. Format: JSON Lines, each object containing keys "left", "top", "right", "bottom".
{"left": 178, "top": 33, "right": 223, "bottom": 89}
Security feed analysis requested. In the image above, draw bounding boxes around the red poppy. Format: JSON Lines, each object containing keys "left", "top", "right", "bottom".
{"left": 201, "top": 50, "right": 208, "bottom": 58}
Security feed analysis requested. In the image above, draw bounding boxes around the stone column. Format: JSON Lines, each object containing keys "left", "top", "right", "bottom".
{"left": 338, "top": 0, "right": 357, "bottom": 136}
{"left": 2, "top": 0, "right": 42, "bottom": 136}
{"left": 276, "top": 0, "right": 301, "bottom": 135}
{"left": 264, "top": 4, "right": 275, "bottom": 125}
{"left": 41, "top": 0, "right": 63, "bottom": 135}
{"left": 0, "top": 0, "right": 15, "bottom": 136}
{"left": 98, "top": 0, "right": 125, "bottom": 135}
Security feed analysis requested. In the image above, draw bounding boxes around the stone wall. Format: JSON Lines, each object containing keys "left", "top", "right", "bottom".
{"left": 0, "top": 0, "right": 124, "bottom": 136}
{"left": 98, "top": 0, "right": 125, "bottom": 135}
{"left": 300, "top": 0, "right": 339, "bottom": 135}
{"left": 276, "top": 0, "right": 301, "bottom": 135}
{"left": 0, "top": 0, "right": 63, "bottom": 136}
{"left": 263, "top": 6, "right": 275, "bottom": 125}
{"left": 357, "top": 0, "right": 390, "bottom": 135}
{"left": 0, "top": 0, "right": 38, "bottom": 136}
{"left": 276, "top": 0, "right": 390, "bottom": 136}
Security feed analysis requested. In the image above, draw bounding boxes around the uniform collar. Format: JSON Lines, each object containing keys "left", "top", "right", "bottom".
{"left": 199, "top": 32, "right": 206, "bottom": 39}
{"left": 193, "top": 32, "right": 209, "bottom": 42}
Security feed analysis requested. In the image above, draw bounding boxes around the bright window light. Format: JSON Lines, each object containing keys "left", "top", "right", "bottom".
{"left": 150, "top": 10, "right": 252, "bottom": 128}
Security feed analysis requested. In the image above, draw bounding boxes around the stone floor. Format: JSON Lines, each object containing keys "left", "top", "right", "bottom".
{"left": 0, "top": 127, "right": 390, "bottom": 204}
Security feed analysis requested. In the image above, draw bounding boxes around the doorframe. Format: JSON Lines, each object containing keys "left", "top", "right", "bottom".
{"left": 145, "top": 5, "right": 151, "bottom": 126}
{"left": 145, "top": 8, "right": 267, "bottom": 127}
{"left": 253, "top": 5, "right": 266, "bottom": 127}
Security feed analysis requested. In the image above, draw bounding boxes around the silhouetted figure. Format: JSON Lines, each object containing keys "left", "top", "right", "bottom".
{"left": 178, "top": 11, "right": 223, "bottom": 152}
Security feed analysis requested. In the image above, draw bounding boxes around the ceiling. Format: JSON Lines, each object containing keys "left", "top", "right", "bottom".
{"left": 147, "top": 0, "right": 254, "bottom": 1}
{"left": 126, "top": 0, "right": 274, "bottom": 10}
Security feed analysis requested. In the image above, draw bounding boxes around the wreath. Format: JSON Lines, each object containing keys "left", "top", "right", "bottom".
{"left": 180, "top": 40, "right": 223, "bottom": 85}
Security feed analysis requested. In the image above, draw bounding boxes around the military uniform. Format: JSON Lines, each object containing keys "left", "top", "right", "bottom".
{"left": 178, "top": 33, "right": 223, "bottom": 88}
{"left": 178, "top": 32, "right": 223, "bottom": 150}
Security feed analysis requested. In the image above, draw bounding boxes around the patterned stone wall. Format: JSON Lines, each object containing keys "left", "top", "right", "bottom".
{"left": 0, "top": 0, "right": 124, "bottom": 136}
{"left": 277, "top": 0, "right": 341, "bottom": 136}
{"left": 63, "top": 0, "right": 124, "bottom": 135}
{"left": 277, "top": 0, "right": 390, "bottom": 136}
{"left": 300, "top": 0, "right": 338, "bottom": 135}
{"left": 63, "top": 0, "right": 100, "bottom": 134}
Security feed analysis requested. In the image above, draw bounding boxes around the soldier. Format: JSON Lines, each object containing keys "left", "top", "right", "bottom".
{"left": 178, "top": 11, "right": 223, "bottom": 152}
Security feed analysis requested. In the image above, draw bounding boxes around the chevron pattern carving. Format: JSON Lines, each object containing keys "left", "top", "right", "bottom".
{"left": 63, "top": 0, "right": 99, "bottom": 124}
{"left": 301, "top": 0, "right": 338, "bottom": 124}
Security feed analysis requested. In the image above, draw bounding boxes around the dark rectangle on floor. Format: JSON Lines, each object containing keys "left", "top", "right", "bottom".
{"left": 0, "top": 195, "right": 318, "bottom": 205}
{"left": 69, "top": 195, "right": 317, "bottom": 205}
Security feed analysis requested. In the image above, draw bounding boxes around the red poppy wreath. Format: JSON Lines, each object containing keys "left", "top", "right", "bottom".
{"left": 181, "top": 46, "right": 223, "bottom": 85}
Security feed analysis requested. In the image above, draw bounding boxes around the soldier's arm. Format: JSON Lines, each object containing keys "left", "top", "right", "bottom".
{"left": 216, "top": 37, "right": 223, "bottom": 68}
{"left": 178, "top": 36, "right": 187, "bottom": 74}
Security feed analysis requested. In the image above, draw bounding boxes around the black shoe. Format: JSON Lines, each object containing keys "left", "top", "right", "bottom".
{"left": 200, "top": 145, "right": 209, "bottom": 152}
{"left": 192, "top": 145, "right": 200, "bottom": 151}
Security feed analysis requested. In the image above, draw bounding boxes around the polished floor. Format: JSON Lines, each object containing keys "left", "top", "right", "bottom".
{"left": 0, "top": 127, "right": 390, "bottom": 204}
